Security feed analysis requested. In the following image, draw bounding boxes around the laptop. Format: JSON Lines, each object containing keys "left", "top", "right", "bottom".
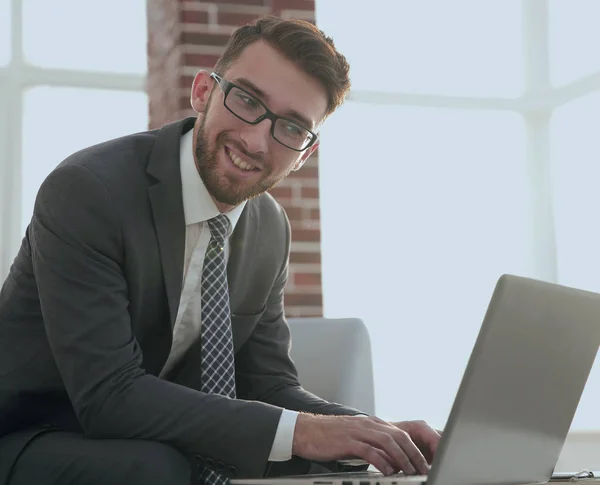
{"left": 231, "top": 274, "right": 600, "bottom": 485}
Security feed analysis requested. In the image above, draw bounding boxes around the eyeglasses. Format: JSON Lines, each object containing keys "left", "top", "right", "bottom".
{"left": 210, "top": 72, "right": 318, "bottom": 152}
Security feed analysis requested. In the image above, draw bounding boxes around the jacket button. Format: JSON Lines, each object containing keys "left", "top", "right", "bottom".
{"left": 227, "top": 465, "right": 239, "bottom": 478}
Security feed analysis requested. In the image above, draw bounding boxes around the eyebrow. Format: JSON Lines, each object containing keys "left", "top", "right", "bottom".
{"left": 232, "top": 77, "right": 315, "bottom": 130}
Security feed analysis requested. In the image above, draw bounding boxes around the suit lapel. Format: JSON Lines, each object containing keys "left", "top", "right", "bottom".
{"left": 227, "top": 199, "right": 259, "bottom": 352}
{"left": 147, "top": 117, "right": 196, "bottom": 327}
{"left": 227, "top": 199, "right": 258, "bottom": 310}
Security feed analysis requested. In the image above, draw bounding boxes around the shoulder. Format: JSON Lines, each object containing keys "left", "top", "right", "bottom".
{"left": 57, "top": 128, "right": 159, "bottom": 179}
{"left": 36, "top": 127, "right": 166, "bottom": 210}
{"left": 251, "top": 192, "right": 291, "bottom": 233}
{"left": 247, "top": 192, "right": 292, "bottom": 259}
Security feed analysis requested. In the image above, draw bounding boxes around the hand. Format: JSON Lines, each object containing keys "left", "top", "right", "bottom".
{"left": 292, "top": 414, "right": 439, "bottom": 476}
{"left": 392, "top": 421, "right": 442, "bottom": 464}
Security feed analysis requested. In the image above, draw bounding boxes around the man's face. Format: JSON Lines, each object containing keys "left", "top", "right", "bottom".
{"left": 191, "top": 40, "right": 328, "bottom": 209}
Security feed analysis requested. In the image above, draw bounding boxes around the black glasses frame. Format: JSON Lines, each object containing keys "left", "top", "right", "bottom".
{"left": 210, "top": 72, "right": 318, "bottom": 152}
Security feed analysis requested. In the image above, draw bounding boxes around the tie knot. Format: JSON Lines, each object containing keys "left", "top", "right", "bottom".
{"left": 208, "top": 214, "right": 230, "bottom": 243}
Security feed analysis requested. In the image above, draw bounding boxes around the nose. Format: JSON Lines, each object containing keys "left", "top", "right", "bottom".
{"left": 239, "top": 118, "right": 272, "bottom": 154}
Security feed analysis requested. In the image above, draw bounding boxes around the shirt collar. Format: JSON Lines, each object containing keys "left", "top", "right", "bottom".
{"left": 180, "top": 128, "right": 246, "bottom": 236}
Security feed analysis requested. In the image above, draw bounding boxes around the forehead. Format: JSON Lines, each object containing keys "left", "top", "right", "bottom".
{"left": 222, "top": 40, "right": 328, "bottom": 127}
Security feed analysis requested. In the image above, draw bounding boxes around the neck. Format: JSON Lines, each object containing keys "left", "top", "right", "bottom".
{"left": 213, "top": 199, "right": 236, "bottom": 214}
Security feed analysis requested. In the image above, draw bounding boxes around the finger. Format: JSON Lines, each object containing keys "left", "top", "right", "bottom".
{"left": 420, "top": 426, "right": 442, "bottom": 456}
{"left": 350, "top": 418, "right": 411, "bottom": 473}
{"left": 351, "top": 442, "right": 396, "bottom": 476}
{"left": 363, "top": 430, "right": 416, "bottom": 475}
{"left": 403, "top": 422, "right": 442, "bottom": 461}
{"left": 391, "top": 429, "right": 430, "bottom": 475}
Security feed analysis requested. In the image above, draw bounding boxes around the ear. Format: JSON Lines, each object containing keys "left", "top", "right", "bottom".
{"left": 291, "top": 141, "right": 320, "bottom": 172}
{"left": 190, "top": 70, "right": 215, "bottom": 113}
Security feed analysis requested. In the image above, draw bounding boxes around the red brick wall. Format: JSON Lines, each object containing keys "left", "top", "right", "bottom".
{"left": 147, "top": 0, "right": 323, "bottom": 317}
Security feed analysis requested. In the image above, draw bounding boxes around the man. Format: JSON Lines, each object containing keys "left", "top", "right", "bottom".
{"left": 0, "top": 16, "right": 440, "bottom": 485}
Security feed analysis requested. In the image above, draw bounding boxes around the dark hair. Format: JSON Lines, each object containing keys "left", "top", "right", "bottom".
{"left": 213, "top": 16, "right": 350, "bottom": 118}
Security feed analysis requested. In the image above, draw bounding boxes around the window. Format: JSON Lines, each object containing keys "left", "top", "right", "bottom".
{"left": 317, "top": 1, "right": 600, "bottom": 431}
{"left": 0, "top": 0, "right": 148, "bottom": 277}
{"left": 22, "top": 0, "right": 147, "bottom": 74}
{"left": 318, "top": 0, "right": 523, "bottom": 97}
{"left": 0, "top": 0, "right": 9, "bottom": 67}
{"left": 552, "top": 91, "right": 600, "bottom": 293}
{"left": 549, "top": 0, "right": 600, "bottom": 86}
{"left": 321, "top": 104, "right": 528, "bottom": 425}
{"left": 22, "top": 87, "right": 148, "bottom": 232}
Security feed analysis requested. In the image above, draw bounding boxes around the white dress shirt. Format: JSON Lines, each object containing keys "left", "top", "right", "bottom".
{"left": 159, "top": 129, "right": 298, "bottom": 462}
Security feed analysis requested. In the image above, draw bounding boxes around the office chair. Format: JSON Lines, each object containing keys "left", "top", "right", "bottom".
{"left": 287, "top": 317, "right": 376, "bottom": 416}
{"left": 555, "top": 430, "right": 600, "bottom": 472}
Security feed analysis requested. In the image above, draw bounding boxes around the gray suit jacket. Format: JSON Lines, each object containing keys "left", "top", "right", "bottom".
{"left": 0, "top": 117, "right": 362, "bottom": 480}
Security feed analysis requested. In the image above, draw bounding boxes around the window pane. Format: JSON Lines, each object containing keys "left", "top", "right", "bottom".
{"left": 549, "top": 0, "right": 600, "bottom": 86}
{"left": 22, "top": 87, "right": 148, "bottom": 232}
{"left": 0, "top": 0, "right": 9, "bottom": 66}
{"left": 23, "top": 0, "right": 147, "bottom": 74}
{"left": 316, "top": 0, "right": 523, "bottom": 97}
{"left": 319, "top": 103, "right": 528, "bottom": 428}
{"left": 551, "top": 90, "right": 600, "bottom": 430}
{"left": 552, "top": 91, "right": 600, "bottom": 293}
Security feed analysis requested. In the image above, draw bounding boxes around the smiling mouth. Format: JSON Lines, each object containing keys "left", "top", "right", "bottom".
{"left": 225, "top": 147, "right": 261, "bottom": 172}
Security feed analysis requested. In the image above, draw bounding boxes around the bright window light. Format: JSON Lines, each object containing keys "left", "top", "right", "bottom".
{"left": 22, "top": 87, "right": 148, "bottom": 232}
{"left": 549, "top": 0, "right": 600, "bottom": 87}
{"left": 319, "top": 102, "right": 528, "bottom": 427}
{"left": 551, "top": 91, "right": 600, "bottom": 294}
{"left": 553, "top": 86, "right": 600, "bottom": 430}
{"left": 23, "top": 0, "right": 147, "bottom": 74}
{"left": 316, "top": 0, "right": 523, "bottom": 97}
{"left": 545, "top": 88, "right": 600, "bottom": 430}
{"left": 0, "top": 0, "right": 10, "bottom": 66}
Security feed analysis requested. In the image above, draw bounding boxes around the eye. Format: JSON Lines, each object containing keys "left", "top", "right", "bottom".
{"left": 237, "top": 92, "right": 259, "bottom": 108}
{"left": 284, "top": 122, "right": 302, "bottom": 136}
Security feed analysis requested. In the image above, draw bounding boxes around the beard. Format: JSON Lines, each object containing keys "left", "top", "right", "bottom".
{"left": 194, "top": 112, "right": 294, "bottom": 207}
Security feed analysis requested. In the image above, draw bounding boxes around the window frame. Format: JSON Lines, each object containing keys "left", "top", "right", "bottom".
{"left": 328, "top": 0, "right": 600, "bottom": 288}
{"left": 0, "top": 0, "right": 146, "bottom": 277}
{"left": 3, "top": 1, "right": 600, "bottom": 280}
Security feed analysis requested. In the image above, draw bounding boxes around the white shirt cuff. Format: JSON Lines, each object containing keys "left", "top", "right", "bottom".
{"left": 268, "top": 409, "right": 299, "bottom": 462}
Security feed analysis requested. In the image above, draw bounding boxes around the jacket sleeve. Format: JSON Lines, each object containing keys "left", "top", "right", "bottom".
{"left": 31, "top": 163, "right": 282, "bottom": 478}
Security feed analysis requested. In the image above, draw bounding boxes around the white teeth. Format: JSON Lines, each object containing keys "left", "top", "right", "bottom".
{"left": 228, "top": 149, "right": 254, "bottom": 171}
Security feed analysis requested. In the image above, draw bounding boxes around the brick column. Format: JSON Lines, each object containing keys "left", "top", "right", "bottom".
{"left": 147, "top": 0, "right": 323, "bottom": 317}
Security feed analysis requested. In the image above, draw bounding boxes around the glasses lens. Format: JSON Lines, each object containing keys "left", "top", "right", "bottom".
{"left": 226, "top": 87, "right": 266, "bottom": 122}
{"left": 274, "top": 118, "right": 313, "bottom": 151}
{"left": 224, "top": 84, "right": 313, "bottom": 151}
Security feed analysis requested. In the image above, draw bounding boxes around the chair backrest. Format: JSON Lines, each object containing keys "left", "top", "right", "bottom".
{"left": 287, "top": 317, "right": 375, "bottom": 416}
